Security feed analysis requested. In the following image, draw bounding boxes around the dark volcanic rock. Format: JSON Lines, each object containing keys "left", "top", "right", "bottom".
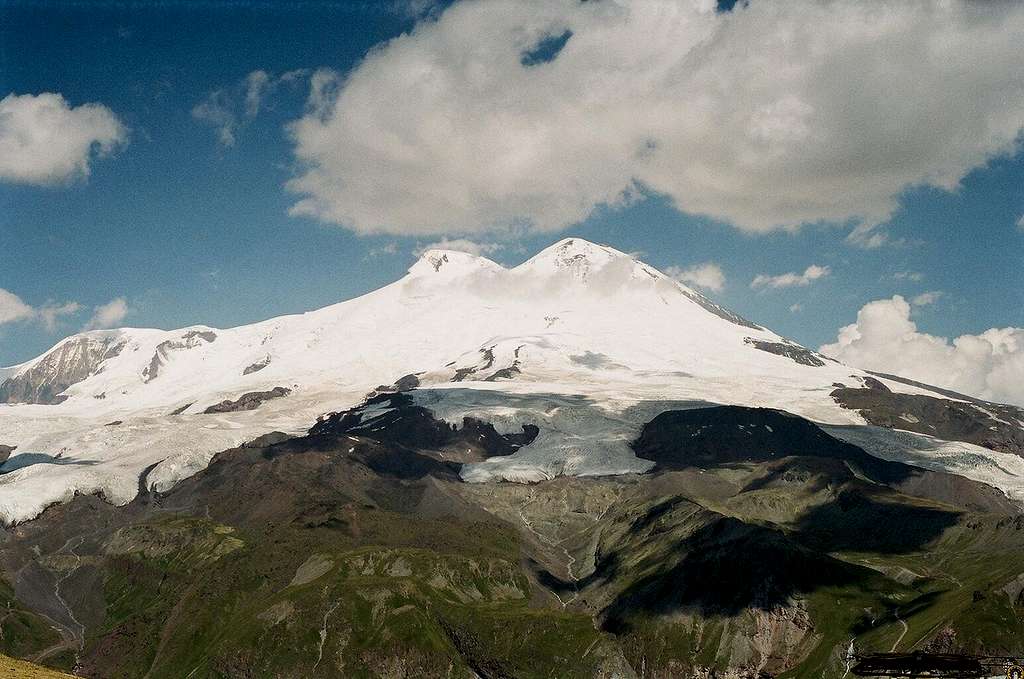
{"left": 240, "top": 431, "right": 292, "bottom": 448}
{"left": 743, "top": 337, "right": 827, "bottom": 367}
{"left": 450, "top": 347, "right": 496, "bottom": 382}
{"left": 831, "top": 387, "right": 1024, "bottom": 456}
{"left": 634, "top": 406, "right": 899, "bottom": 475}
{"left": 365, "top": 373, "right": 422, "bottom": 399}
{"left": 860, "top": 376, "right": 891, "bottom": 392}
{"left": 242, "top": 355, "right": 271, "bottom": 375}
{"left": 311, "top": 393, "right": 539, "bottom": 462}
{"left": 630, "top": 405, "right": 1020, "bottom": 511}
{"left": 0, "top": 444, "right": 15, "bottom": 465}
{"left": 202, "top": 387, "right": 291, "bottom": 414}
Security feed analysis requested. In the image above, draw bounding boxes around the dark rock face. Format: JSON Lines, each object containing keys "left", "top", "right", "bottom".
{"left": 631, "top": 405, "right": 1016, "bottom": 512}
{"left": 0, "top": 445, "right": 15, "bottom": 465}
{"left": 311, "top": 393, "right": 539, "bottom": 462}
{"left": 242, "top": 355, "right": 271, "bottom": 375}
{"left": 451, "top": 347, "right": 496, "bottom": 382}
{"left": 830, "top": 387, "right": 1024, "bottom": 457}
{"left": 634, "top": 405, "right": 886, "bottom": 471}
{"left": 240, "top": 431, "right": 291, "bottom": 448}
{"left": 0, "top": 335, "right": 125, "bottom": 404}
{"left": 743, "top": 337, "right": 827, "bottom": 367}
{"left": 201, "top": 387, "right": 291, "bottom": 414}
{"left": 860, "top": 376, "right": 891, "bottom": 392}
{"left": 365, "top": 373, "right": 421, "bottom": 400}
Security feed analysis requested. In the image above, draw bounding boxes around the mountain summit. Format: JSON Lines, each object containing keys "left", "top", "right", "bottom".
{"left": 1, "top": 238, "right": 1022, "bottom": 524}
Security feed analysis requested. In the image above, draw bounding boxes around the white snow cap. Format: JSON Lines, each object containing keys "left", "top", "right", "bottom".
{"left": 2, "top": 236, "right": 1020, "bottom": 525}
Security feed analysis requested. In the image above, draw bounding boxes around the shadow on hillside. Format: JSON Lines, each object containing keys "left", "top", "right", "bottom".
{"left": 0, "top": 452, "right": 102, "bottom": 474}
{"left": 597, "top": 490, "right": 960, "bottom": 630}
{"left": 793, "top": 488, "right": 960, "bottom": 553}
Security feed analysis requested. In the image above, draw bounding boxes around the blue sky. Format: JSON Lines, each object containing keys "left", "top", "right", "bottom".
{"left": 1, "top": 0, "right": 1023, "bottom": 398}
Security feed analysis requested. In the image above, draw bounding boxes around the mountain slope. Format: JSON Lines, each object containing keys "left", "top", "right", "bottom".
{"left": 2, "top": 238, "right": 1023, "bottom": 524}
{"left": 3, "top": 402, "right": 1023, "bottom": 678}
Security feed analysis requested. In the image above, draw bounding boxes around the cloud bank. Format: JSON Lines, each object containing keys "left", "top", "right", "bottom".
{"left": 821, "top": 296, "right": 1024, "bottom": 406}
{"left": 287, "top": 0, "right": 1024, "bottom": 238}
{"left": 0, "top": 92, "right": 126, "bottom": 184}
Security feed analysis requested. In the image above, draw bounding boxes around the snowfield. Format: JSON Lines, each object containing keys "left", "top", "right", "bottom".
{"left": 1, "top": 238, "right": 1021, "bottom": 524}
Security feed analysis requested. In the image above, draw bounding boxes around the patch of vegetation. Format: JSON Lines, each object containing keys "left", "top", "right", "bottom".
{"left": 0, "top": 577, "right": 62, "bottom": 660}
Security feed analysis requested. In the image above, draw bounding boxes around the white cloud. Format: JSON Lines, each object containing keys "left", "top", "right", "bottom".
{"left": 244, "top": 70, "right": 272, "bottom": 118}
{"left": 414, "top": 238, "right": 502, "bottom": 257}
{"left": 751, "top": 265, "right": 830, "bottom": 290}
{"left": 83, "top": 298, "right": 129, "bottom": 331}
{"left": 0, "top": 289, "right": 81, "bottom": 330}
{"left": 846, "top": 224, "right": 905, "bottom": 250}
{"left": 369, "top": 242, "right": 400, "bottom": 257}
{"left": 820, "top": 296, "right": 1024, "bottom": 406}
{"left": 0, "top": 92, "right": 126, "bottom": 185}
{"left": 0, "top": 289, "right": 35, "bottom": 325}
{"left": 892, "top": 271, "right": 924, "bottom": 282}
{"left": 195, "top": 69, "right": 308, "bottom": 146}
{"left": 286, "top": 0, "right": 1024, "bottom": 238}
{"left": 37, "top": 302, "right": 83, "bottom": 332}
{"left": 789, "top": 303, "right": 803, "bottom": 313}
{"left": 911, "top": 291, "right": 943, "bottom": 307}
{"left": 192, "top": 90, "right": 238, "bottom": 147}
{"left": 1017, "top": 214, "right": 1024, "bottom": 231}
{"left": 665, "top": 262, "right": 725, "bottom": 292}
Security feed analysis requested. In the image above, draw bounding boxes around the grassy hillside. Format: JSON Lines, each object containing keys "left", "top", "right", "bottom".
{"left": 3, "top": 405, "right": 1024, "bottom": 677}
{"left": 0, "top": 653, "right": 77, "bottom": 678}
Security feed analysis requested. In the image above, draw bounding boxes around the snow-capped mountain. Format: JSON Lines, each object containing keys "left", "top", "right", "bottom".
{"left": 2, "top": 238, "right": 1023, "bottom": 524}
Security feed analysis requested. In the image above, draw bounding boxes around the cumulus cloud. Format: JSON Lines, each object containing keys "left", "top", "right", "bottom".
{"left": 665, "top": 262, "right": 725, "bottom": 292}
{"left": 286, "top": 0, "right": 1024, "bottom": 238}
{"left": 194, "top": 69, "right": 307, "bottom": 146}
{"left": 414, "top": 238, "right": 502, "bottom": 257}
{"left": 789, "top": 303, "right": 803, "bottom": 313}
{"left": 83, "top": 298, "right": 129, "bottom": 331}
{"left": 0, "top": 289, "right": 82, "bottom": 330}
{"left": 0, "top": 92, "right": 126, "bottom": 184}
{"left": 0, "top": 289, "right": 35, "bottom": 325}
{"left": 820, "top": 296, "right": 1024, "bottom": 406}
{"left": 751, "top": 265, "right": 829, "bottom": 290}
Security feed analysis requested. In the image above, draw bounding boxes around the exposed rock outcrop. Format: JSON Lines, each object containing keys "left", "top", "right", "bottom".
{"left": 242, "top": 355, "right": 271, "bottom": 375}
{"left": 0, "top": 334, "right": 125, "bottom": 404}
{"left": 202, "top": 387, "right": 291, "bottom": 414}
{"left": 744, "top": 337, "right": 828, "bottom": 367}
{"left": 831, "top": 386, "right": 1024, "bottom": 457}
{"left": 142, "top": 329, "right": 217, "bottom": 383}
